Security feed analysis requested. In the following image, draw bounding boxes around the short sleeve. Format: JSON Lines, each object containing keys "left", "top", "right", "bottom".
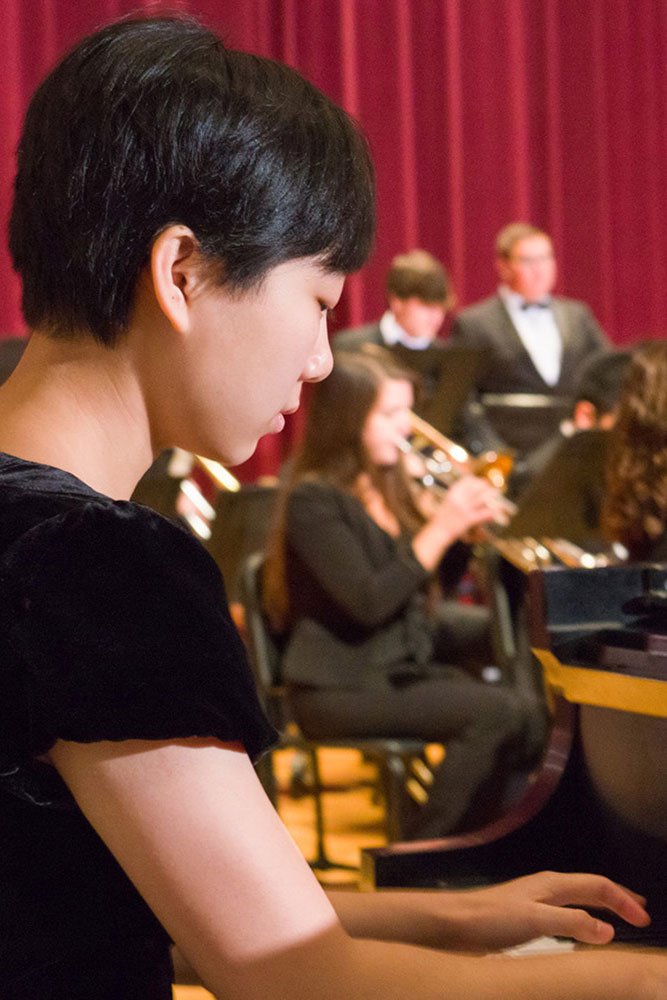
{"left": 0, "top": 500, "right": 276, "bottom": 768}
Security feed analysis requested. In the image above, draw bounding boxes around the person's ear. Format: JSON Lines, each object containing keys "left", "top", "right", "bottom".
{"left": 573, "top": 399, "right": 597, "bottom": 429}
{"left": 150, "top": 225, "right": 201, "bottom": 334}
{"left": 496, "top": 256, "right": 510, "bottom": 284}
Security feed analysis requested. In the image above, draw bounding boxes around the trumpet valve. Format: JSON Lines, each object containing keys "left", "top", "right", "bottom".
{"left": 473, "top": 450, "right": 514, "bottom": 490}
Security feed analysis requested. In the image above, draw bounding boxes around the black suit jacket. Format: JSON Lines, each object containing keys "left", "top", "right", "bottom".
{"left": 333, "top": 321, "right": 384, "bottom": 351}
{"left": 281, "top": 480, "right": 433, "bottom": 689}
{"left": 449, "top": 294, "right": 609, "bottom": 451}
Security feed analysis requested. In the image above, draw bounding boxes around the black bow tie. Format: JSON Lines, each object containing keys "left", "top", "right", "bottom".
{"left": 521, "top": 299, "right": 550, "bottom": 310}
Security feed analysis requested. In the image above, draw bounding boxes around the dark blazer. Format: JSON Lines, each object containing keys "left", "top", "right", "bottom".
{"left": 332, "top": 321, "right": 384, "bottom": 351}
{"left": 449, "top": 294, "right": 609, "bottom": 451}
{"left": 450, "top": 294, "right": 608, "bottom": 395}
{"left": 281, "top": 480, "right": 433, "bottom": 689}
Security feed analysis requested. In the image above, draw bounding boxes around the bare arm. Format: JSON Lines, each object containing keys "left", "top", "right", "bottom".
{"left": 50, "top": 737, "right": 667, "bottom": 1000}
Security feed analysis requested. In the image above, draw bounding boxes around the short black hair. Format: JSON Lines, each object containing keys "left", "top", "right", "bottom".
{"left": 9, "top": 15, "right": 376, "bottom": 345}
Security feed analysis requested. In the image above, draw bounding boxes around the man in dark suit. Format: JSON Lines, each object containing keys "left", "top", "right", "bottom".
{"left": 334, "top": 249, "right": 453, "bottom": 351}
{"left": 450, "top": 223, "right": 609, "bottom": 455}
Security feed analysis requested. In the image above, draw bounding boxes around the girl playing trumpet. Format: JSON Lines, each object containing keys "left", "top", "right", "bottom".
{"left": 264, "top": 349, "right": 546, "bottom": 838}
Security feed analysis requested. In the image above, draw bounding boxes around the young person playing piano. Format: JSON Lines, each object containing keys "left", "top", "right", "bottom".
{"left": 0, "top": 13, "right": 665, "bottom": 999}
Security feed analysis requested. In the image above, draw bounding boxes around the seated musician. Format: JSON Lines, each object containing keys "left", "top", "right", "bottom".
{"left": 508, "top": 349, "right": 633, "bottom": 501}
{"left": 334, "top": 249, "right": 453, "bottom": 353}
{"left": 602, "top": 340, "right": 667, "bottom": 560}
{"left": 263, "top": 350, "right": 547, "bottom": 839}
{"left": 504, "top": 350, "right": 633, "bottom": 548}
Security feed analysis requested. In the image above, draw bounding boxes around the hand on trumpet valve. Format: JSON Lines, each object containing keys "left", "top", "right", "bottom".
{"left": 399, "top": 439, "right": 434, "bottom": 482}
{"left": 472, "top": 449, "right": 514, "bottom": 492}
{"left": 430, "top": 474, "right": 512, "bottom": 541}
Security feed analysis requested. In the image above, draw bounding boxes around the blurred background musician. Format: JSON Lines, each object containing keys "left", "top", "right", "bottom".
{"left": 262, "top": 350, "right": 546, "bottom": 840}
{"left": 335, "top": 250, "right": 481, "bottom": 438}
{"left": 335, "top": 249, "right": 453, "bottom": 352}
{"left": 506, "top": 348, "right": 633, "bottom": 521}
{"left": 602, "top": 340, "right": 667, "bottom": 561}
{"left": 450, "top": 222, "right": 610, "bottom": 458}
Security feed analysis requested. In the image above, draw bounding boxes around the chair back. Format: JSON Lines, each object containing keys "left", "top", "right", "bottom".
{"left": 205, "top": 485, "right": 278, "bottom": 602}
{"left": 239, "top": 551, "right": 291, "bottom": 730}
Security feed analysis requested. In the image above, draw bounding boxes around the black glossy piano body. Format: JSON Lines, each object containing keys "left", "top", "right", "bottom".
{"left": 361, "top": 561, "right": 667, "bottom": 944}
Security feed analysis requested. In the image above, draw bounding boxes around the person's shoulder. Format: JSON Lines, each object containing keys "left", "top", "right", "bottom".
{"left": 30, "top": 495, "right": 201, "bottom": 554}
{"left": 450, "top": 296, "right": 505, "bottom": 345}
{"left": 332, "top": 321, "right": 381, "bottom": 349}
{"left": 551, "top": 294, "right": 595, "bottom": 316}
{"left": 290, "top": 478, "right": 346, "bottom": 506}
{"left": 0, "top": 492, "right": 275, "bottom": 764}
{"left": 289, "top": 479, "right": 360, "bottom": 520}
{"left": 452, "top": 295, "right": 503, "bottom": 327}
{"left": 1, "top": 496, "right": 221, "bottom": 607}
{"left": 551, "top": 296, "right": 608, "bottom": 341}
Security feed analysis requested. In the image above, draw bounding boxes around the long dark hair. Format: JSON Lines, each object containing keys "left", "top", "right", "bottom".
{"left": 602, "top": 341, "right": 667, "bottom": 559}
{"left": 263, "top": 349, "right": 424, "bottom": 629}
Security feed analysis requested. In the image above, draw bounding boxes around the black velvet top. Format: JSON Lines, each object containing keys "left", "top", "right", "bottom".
{"left": 0, "top": 452, "right": 275, "bottom": 998}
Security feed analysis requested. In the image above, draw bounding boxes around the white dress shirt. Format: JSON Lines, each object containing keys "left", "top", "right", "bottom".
{"left": 499, "top": 286, "right": 562, "bottom": 386}
{"left": 378, "top": 310, "right": 433, "bottom": 351}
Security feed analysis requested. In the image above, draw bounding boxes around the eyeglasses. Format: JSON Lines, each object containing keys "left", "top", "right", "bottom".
{"left": 509, "top": 253, "right": 555, "bottom": 266}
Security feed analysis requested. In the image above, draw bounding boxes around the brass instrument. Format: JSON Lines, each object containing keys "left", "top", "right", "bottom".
{"left": 400, "top": 411, "right": 517, "bottom": 522}
{"left": 174, "top": 453, "right": 242, "bottom": 539}
{"left": 490, "top": 536, "right": 617, "bottom": 572}
{"left": 402, "top": 414, "right": 619, "bottom": 570}
{"left": 195, "top": 456, "right": 241, "bottom": 493}
{"left": 408, "top": 411, "right": 514, "bottom": 493}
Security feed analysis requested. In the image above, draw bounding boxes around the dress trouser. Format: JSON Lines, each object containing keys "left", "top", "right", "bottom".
{"left": 289, "top": 664, "right": 544, "bottom": 839}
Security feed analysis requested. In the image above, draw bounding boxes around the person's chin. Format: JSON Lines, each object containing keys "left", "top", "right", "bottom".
{"left": 212, "top": 436, "right": 261, "bottom": 470}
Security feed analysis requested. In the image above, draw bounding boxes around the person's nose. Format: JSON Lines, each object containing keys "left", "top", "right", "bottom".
{"left": 303, "top": 319, "right": 334, "bottom": 383}
{"left": 396, "top": 410, "right": 412, "bottom": 440}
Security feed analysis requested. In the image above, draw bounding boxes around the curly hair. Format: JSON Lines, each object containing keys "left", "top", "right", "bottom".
{"left": 602, "top": 341, "right": 667, "bottom": 559}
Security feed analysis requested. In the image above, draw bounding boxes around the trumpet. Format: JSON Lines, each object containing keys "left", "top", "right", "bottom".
{"left": 399, "top": 415, "right": 621, "bottom": 572}
{"left": 399, "top": 412, "right": 517, "bottom": 520}
{"left": 406, "top": 412, "right": 515, "bottom": 493}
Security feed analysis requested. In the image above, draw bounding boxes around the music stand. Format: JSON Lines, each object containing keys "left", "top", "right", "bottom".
{"left": 204, "top": 484, "right": 278, "bottom": 603}
{"left": 479, "top": 393, "right": 571, "bottom": 455}
{"left": 389, "top": 343, "right": 483, "bottom": 438}
{"left": 504, "top": 428, "right": 610, "bottom": 548}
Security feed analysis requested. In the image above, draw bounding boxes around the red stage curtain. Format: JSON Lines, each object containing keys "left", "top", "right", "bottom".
{"left": 1, "top": 0, "right": 666, "bottom": 477}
